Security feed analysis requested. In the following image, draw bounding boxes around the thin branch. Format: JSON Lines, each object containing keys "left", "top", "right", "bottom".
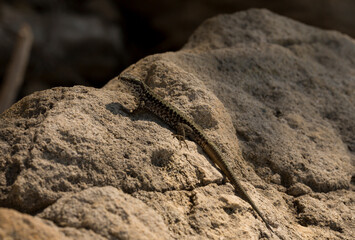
{"left": 0, "top": 23, "right": 34, "bottom": 113}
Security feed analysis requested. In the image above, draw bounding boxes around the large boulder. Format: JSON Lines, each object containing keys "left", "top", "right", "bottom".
{"left": 0, "top": 9, "right": 354, "bottom": 240}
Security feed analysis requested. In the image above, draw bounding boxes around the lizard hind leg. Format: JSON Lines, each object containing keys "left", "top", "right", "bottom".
{"left": 172, "top": 123, "right": 192, "bottom": 149}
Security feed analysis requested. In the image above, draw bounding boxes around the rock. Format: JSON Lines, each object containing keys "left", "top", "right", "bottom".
{"left": 0, "top": 207, "right": 102, "bottom": 240}
{"left": 0, "top": 9, "right": 354, "bottom": 240}
{"left": 38, "top": 186, "right": 170, "bottom": 240}
{"left": 287, "top": 183, "right": 312, "bottom": 197}
{"left": 293, "top": 190, "right": 354, "bottom": 237}
{"left": 270, "top": 173, "right": 282, "bottom": 185}
{"left": 0, "top": 208, "right": 66, "bottom": 240}
{"left": 0, "top": 86, "right": 216, "bottom": 213}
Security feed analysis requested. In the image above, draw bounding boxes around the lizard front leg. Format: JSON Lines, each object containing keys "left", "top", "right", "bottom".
{"left": 121, "top": 99, "right": 146, "bottom": 115}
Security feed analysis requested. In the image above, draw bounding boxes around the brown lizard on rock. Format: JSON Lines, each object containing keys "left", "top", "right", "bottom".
{"left": 119, "top": 74, "right": 275, "bottom": 234}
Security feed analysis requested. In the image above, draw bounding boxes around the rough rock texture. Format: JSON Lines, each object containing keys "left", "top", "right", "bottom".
{"left": 0, "top": 9, "right": 354, "bottom": 240}
{"left": 0, "top": 207, "right": 103, "bottom": 240}
{"left": 38, "top": 186, "right": 170, "bottom": 240}
{"left": 0, "top": 208, "right": 69, "bottom": 240}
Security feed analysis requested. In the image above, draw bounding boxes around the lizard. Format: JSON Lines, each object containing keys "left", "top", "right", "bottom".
{"left": 118, "top": 74, "right": 275, "bottom": 234}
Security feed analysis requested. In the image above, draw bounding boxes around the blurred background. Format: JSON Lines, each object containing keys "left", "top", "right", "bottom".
{"left": 0, "top": 0, "right": 354, "bottom": 112}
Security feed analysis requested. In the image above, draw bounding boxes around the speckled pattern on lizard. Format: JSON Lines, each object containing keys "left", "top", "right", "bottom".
{"left": 119, "top": 74, "right": 276, "bottom": 235}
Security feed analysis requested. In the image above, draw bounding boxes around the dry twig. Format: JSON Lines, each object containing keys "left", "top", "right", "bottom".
{"left": 0, "top": 23, "right": 33, "bottom": 113}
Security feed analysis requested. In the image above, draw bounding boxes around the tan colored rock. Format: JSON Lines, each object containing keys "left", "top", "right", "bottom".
{"left": 0, "top": 208, "right": 67, "bottom": 240}
{"left": 0, "top": 207, "right": 108, "bottom": 240}
{"left": 0, "top": 83, "right": 224, "bottom": 215}
{"left": 0, "top": 9, "right": 354, "bottom": 240}
{"left": 293, "top": 190, "right": 354, "bottom": 238}
{"left": 287, "top": 182, "right": 312, "bottom": 197}
{"left": 38, "top": 186, "right": 170, "bottom": 240}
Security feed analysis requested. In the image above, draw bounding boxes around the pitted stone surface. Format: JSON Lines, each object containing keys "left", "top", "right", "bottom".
{"left": 1, "top": 9, "right": 354, "bottom": 240}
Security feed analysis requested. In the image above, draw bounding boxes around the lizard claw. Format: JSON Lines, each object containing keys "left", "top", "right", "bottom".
{"left": 172, "top": 133, "right": 189, "bottom": 149}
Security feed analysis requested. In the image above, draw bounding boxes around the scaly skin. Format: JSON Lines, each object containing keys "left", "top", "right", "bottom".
{"left": 119, "top": 75, "right": 274, "bottom": 233}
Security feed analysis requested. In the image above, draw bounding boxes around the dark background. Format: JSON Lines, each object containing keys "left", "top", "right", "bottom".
{"left": 0, "top": 0, "right": 354, "bottom": 104}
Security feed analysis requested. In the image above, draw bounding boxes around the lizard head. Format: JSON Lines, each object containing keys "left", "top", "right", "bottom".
{"left": 120, "top": 75, "right": 143, "bottom": 86}
{"left": 119, "top": 75, "right": 146, "bottom": 92}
